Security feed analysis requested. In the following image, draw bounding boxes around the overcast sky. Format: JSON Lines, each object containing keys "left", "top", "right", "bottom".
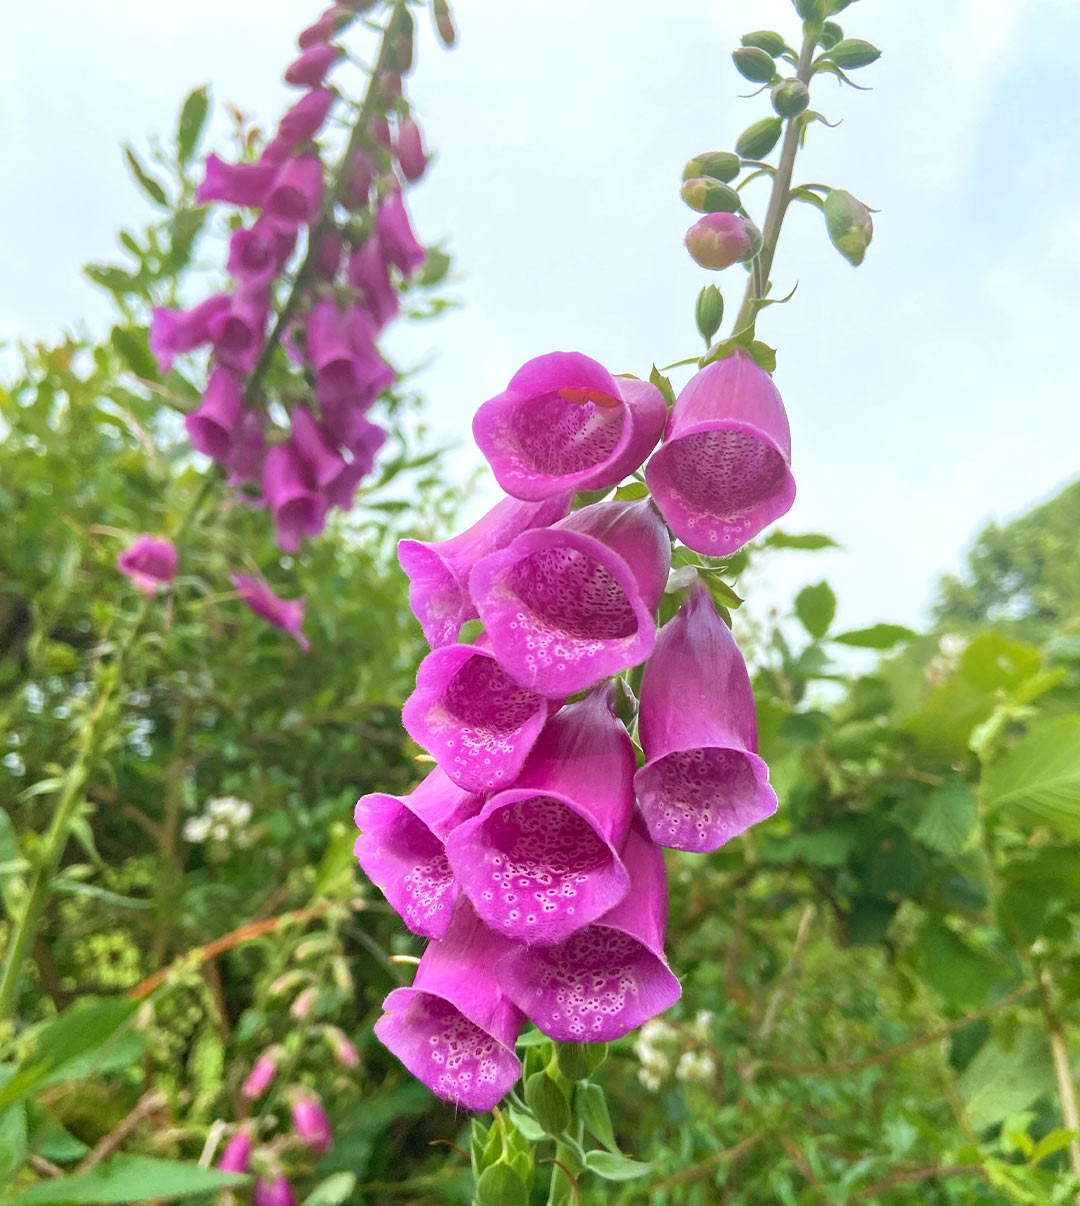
{"left": 3, "top": 0, "right": 1079, "bottom": 631}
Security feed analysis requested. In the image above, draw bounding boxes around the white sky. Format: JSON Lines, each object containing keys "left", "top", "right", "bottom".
{"left": 3, "top": 0, "right": 1079, "bottom": 631}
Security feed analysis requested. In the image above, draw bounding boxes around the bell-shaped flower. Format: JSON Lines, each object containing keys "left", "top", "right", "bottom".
{"left": 149, "top": 295, "right": 229, "bottom": 372}
{"left": 323, "top": 421, "right": 385, "bottom": 510}
{"left": 217, "top": 1128, "right": 252, "bottom": 1173}
{"left": 185, "top": 367, "right": 245, "bottom": 461}
{"left": 265, "top": 153, "right": 324, "bottom": 225}
{"left": 635, "top": 584, "right": 776, "bottom": 851}
{"left": 117, "top": 535, "right": 177, "bottom": 595}
{"left": 469, "top": 497, "right": 670, "bottom": 696}
{"left": 375, "top": 190, "right": 426, "bottom": 277}
{"left": 313, "top": 229, "right": 344, "bottom": 280}
{"left": 226, "top": 409, "right": 266, "bottom": 485}
{"left": 398, "top": 492, "right": 571, "bottom": 649}
{"left": 227, "top": 218, "right": 296, "bottom": 286}
{"left": 374, "top": 901, "right": 524, "bottom": 1111}
{"left": 231, "top": 572, "right": 310, "bottom": 651}
{"left": 195, "top": 154, "right": 276, "bottom": 207}
{"left": 445, "top": 687, "right": 635, "bottom": 946}
{"left": 285, "top": 42, "right": 343, "bottom": 88}
{"left": 276, "top": 87, "right": 335, "bottom": 150}
{"left": 644, "top": 350, "right": 795, "bottom": 554}
{"left": 262, "top": 443, "right": 327, "bottom": 551}
{"left": 473, "top": 354, "right": 667, "bottom": 501}
{"left": 254, "top": 1177, "right": 297, "bottom": 1206}
{"left": 346, "top": 237, "right": 399, "bottom": 329}
{"left": 403, "top": 642, "right": 555, "bottom": 793}
{"left": 209, "top": 286, "right": 270, "bottom": 375}
{"left": 395, "top": 116, "right": 428, "bottom": 182}
{"left": 290, "top": 1094, "right": 333, "bottom": 1154}
{"left": 499, "top": 819, "right": 680, "bottom": 1040}
{"left": 342, "top": 150, "right": 375, "bottom": 210}
{"left": 354, "top": 767, "right": 482, "bottom": 939}
{"left": 291, "top": 406, "right": 345, "bottom": 488}
{"left": 299, "top": 7, "right": 351, "bottom": 48}
{"left": 241, "top": 1047, "right": 278, "bottom": 1098}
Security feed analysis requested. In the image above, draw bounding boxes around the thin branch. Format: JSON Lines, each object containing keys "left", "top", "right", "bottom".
{"left": 650, "top": 1131, "right": 767, "bottom": 1192}
{"left": 850, "top": 1163, "right": 984, "bottom": 1199}
{"left": 1037, "top": 967, "right": 1080, "bottom": 1192}
{"left": 757, "top": 903, "right": 816, "bottom": 1045}
{"left": 75, "top": 1089, "right": 167, "bottom": 1172}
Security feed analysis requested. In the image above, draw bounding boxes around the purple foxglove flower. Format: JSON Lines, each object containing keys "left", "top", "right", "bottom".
{"left": 185, "top": 367, "right": 245, "bottom": 461}
{"left": 262, "top": 444, "right": 326, "bottom": 551}
{"left": 291, "top": 1094, "right": 333, "bottom": 1154}
{"left": 149, "top": 295, "right": 229, "bottom": 372}
{"left": 231, "top": 572, "right": 310, "bottom": 651}
{"left": 265, "top": 153, "right": 324, "bottom": 225}
{"left": 195, "top": 154, "right": 275, "bottom": 207}
{"left": 445, "top": 687, "right": 635, "bottom": 945}
{"left": 354, "top": 767, "right": 482, "bottom": 939}
{"left": 291, "top": 406, "right": 345, "bottom": 488}
{"left": 320, "top": 394, "right": 385, "bottom": 454}
{"left": 403, "top": 642, "right": 555, "bottom": 793}
{"left": 472, "top": 352, "right": 667, "bottom": 501}
{"left": 342, "top": 150, "right": 375, "bottom": 210}
{"left": 374, "top": 901, "right": 524, "bottom": 1111}
{"left": 276, "top": 87, "right": 335, "bottom": 149}
{"left": 346, "top": 238, "right": 399, "bottom": 329}
{"left": 285, "top": 42, "right": 344, "bottom": 87}
{"left": 117, "top": 535, "right": 177, "bottom": 595}
{"left": 227, "top": 218, "right": 297, "bottom": 285}
{"left": 395, "top": 116, "right": 428, "bottom": 182}
{"left": 469, "top": 497, "right": 670, "bottom": 696}
{"left": 241, "top": 1048, "right": 278, "bottom": 1098}
{"left": 684, "top": 212, "right": 757, "bottom": 270}
{"left": 305, "top": 299, "right": 366, "bottom": 404}
{"left": 209, "top": 287, "right": 270, "bottom": 375}
{"left": 398, "top": 492, "right": 571, "bottom": 649}
{"left": 217, "top": 1127, "right": 252, "bottom": 1173}
{"left": 499, "top": 819, "right": 680, "bottom": 1040}
{"left": 313, "top": 229, "right": 344, "bottom": 280}
{"left": 644, "top": 350, "right": 795, "bottom": 554}
{"left": 323, "top": 425, "right": 386, "bottom": 510}
{"left": 226, "top": 409, "right": 266, "bottom": 485}
{"left": 255, "top": 1177, "right": 297, "bottom": 1206}
{"left": 635, "top": 584, "right": 776, "bottom": 851}
{"left": 370, "top": 116, "right": 393, "bottom": 149}
{"left": 324, "top": 1025, "right": 360, "bottom": 1068}
{"left": 375, "top": 190, "right": 426, "bottom": 277}
{"left": 299, "top": 7, "right": 350, "bottom": 48}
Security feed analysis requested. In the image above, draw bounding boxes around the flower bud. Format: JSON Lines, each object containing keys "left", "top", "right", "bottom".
{"left": 829, "top": 38, "right": 882, "bottom": 68}
{"left": 771, "top": 78, "right": 809, "bottom": 117}
{"left": 291, "top": 1094, "right": 333, "bottom": 1154}
{"left": 217, "top": 1127, "right": 252, "bottom": 1173}
{"left": 680, "top": 177, "right": 740, "bottom": 214}
{"left": 695, "top": 285, "right": 724, "bottom": 344}
{"left": 819, "top": 21, "right": 843, "bottom": 50}
{"left": 555, "top": 1042, "right": 608, "bottom": 1081}
{"left": 685, "top": 213, "right": 759, "bottom": 271}
{"left": 432, "top": 0, "right": 456, "bottom": 46}
{"left": 290, "top": 986, "right": 318, "bottom": 1018}
{"left": 681, "top": 151, "right": 740, "bottom": 184}
{"left": 824, "top": 188, "right": 873, "bottom": 266}
{"left": 736, "top": 116, "right": 783, "bottom": 159}
{"left": 731, "top": 46, "right": 776, "bottom": 83}
{"left": 793, "top": 0, "right": 824, "bottom": 18}
{"left": 388, "top": 6, "right": 415, "bottom": 72}
{"left": 241, "top": 1048, "right": 278, "bottom": 1098}
{"left": 741, "top": 30, "right": 787, "bottom": 56}
{"left": 524, "top": 1071, "right": 570, "bottom": 1136}
{"left": 324, "top": 1025, "right": 360, "bottom": 1068}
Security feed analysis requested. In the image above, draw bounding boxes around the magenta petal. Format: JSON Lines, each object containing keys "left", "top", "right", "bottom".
{"left": 354, "top": 768, "right": 482, "bottom": 939}
{"left": 231, "top": 572, "right": 310, "bottom": 651}
{"left": 210, "top": 287, "right": 269, "bottom": 374}
{"left": 347, "top": 238, "right": 399, "bottom": 329}
{"left": 185, "top": 367, "right": 245, "bottom": 460}
{"left": 398, "top": 492, "right": 570, "bottom": 650}
{"left": 217, "top": 1129, "right": 252, "bottom": 1173}
{"left": 498, "top": 820, "right": 680, "bottom": 1040}
{"left": 469, "top": 498, "right": 670, "bottom": 696}
{"left": 276, "top": 87, "right": 335, "bottom": 149}
{"left": 403, "top": 643, "right": 555, "bottom": 793}
{"left": 262, "top": 444, "right": 326, "bottom": 552}
{"left": 266, "top": 153, "right": 324, "bottom": 225}
{"left": 374, "top": 901, "right": 524, "bottom": 1111}
{"left": 375, "top": 190, "right": 426, "bottom": 277}
{"left": 228, "top": 217, "right": 297, "bottom": 285}
{"left": 645, "top": 350, "right": 795, "bottom": 554}
{"left": 285, "top": 43, "right": 343, "bottom": 88}
{"left": 149, "top": 295, "right": 229, "bottom": 372}
{"left": 291, "top": 405, "right": 345, "bottom": 487}
{"left": 395, "top": 116, "right": 428, "bottom": 182}
{"left": 195, "top": 154, "right": 276, "bottom": 207}
{"left": 445, "top": 689, "right": 634, "bottom": 946}
{"left": 635, "top": 585, "right": 776, "bottom": 852}
{"left": 118, "top": 535, "right": 177, "bottom": 594}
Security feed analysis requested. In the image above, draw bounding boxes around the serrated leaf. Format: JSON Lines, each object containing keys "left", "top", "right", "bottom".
{"left": 982, "top": 716, "right": 1080, "bottom": 838}
{"left": 794, "top": 581, "right": 836, "bottom": 640}
{"left": 122, "top": 145, "right": 169, "bottom": 208}
{"left": 176, "top": 86, "right": 210, "bottom": 165}
{"left": 585, "top": 1150, "right": 653, "bottom": 1181}
{"left": 913, "top": 779, "right": 978, "bottom": 856}
{"left": 958, "top": 1028, "right": 1054, "bottom": 1133}
{"left": 3, "top": 1154, "right": 247, "bottom": 1204}
{"left": 833, "top": 623, "right": 917, "bottom": 649}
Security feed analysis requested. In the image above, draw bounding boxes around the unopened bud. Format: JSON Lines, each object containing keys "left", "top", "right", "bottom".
{"left": 695, "top": 285, "right": 724, "bottom": 344}
{"left": 388, "top": 7, "right": 415, "bottom": 73}
{"left": 681, "top": 151, "right": 740, "bottom": 184}
{"left": 771, "top": 78, "right": 810, "bottom": 118}
{"left": 290, "top": 986, "right": 318, "bottom": 1019}
{"left": 735, "top": 116, "right": 783, "bottom": 159}
{"left": 829, "top": 38, "right": 881, "bottom": 68}
{"left": 524, "top": 1071, "right": 571, "bottom": 1135}
{"left": 395, "top": 116, "right": 428, "bottom": 182}
{"left": 741, "top": 30, "right": 787, "bottom": 57}
{"left": 684, "top": 213, "right": 760, "bottom": 271}
{"left": 555, "top": 1042, "right": 608, "bottom": 1081}
{"left": 793, "top": 0, "right": 824, "bottom": 19}
{"left": 680, "top": 177, "right": 741, "bottom": 214}
{"left": 819, "top": 21, "right": 843, "bottom": 50}
{"left": 432, "top": 0, "right": 457, "bottom": 46}
{"left": 324, "top": 1025, "right": 360, "bottom": 1068}
{"left": 731, "top": 46, "right": 777, "bottom": 83}
{"left": 824, "top": 189, "right": 873, "bottom": 266}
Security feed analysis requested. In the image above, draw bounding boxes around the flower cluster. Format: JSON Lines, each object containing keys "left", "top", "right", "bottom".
{"left": 182, "top": 795, "right": 255, "bottom": 848}
{"left": 355, "top": 347, "right": 794, "bottom": 1111}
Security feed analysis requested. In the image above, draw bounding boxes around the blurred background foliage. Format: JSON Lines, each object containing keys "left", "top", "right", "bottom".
{"left": 2, "top": 89, "right": 1080, "bottom": 1206}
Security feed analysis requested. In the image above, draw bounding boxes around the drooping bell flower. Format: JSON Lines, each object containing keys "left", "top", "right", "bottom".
{"left": 217, "top": 1127, "right": 252, "bottom": 1173}
{"left": 226, "top": 409, "right": 266, "bottom": 485}
{"left": 684, "top": 212, "right": 758, "bottom": 270}
{"left": 299, "top": 7, "right": 351, "bottom": 48}
{"left": 354, "top": 767, "right": 482, "bottom": 939}
{"left": 346, "top": 237, "right": 399, "bottom": 329}
{"left": 323, "top": 422, "right": 386, "bottom": 510}
{"left": 284, "top": 42, "right": 344, "bottom": 88}
{"left": 403, "top": 642, "right": 555, "bottom": 793}
{"left": 117, "top": 535, "right": 178, "bottom": 595}
{"left": 398, "top": 492, "right": 571, "bottom": 649}
{"left": 275, "top": 87, "right": 335, "bottom": 150}
{"left": 195, "top": 154, "right": 276, "bottom": 207}
{"left": 472, "top": 352, "right": 667, "bottom": 501}
{"left": 254, "top": 1177, "right": 298, "bottom": 1206}
{"left": 469, "top": 498, "right": 670, "bottom": 696}
{"left": 231, "top": 572, "right": 310, "bottom": 651}
{"left": 227, "top": 218, "right": 297, "bottom": 286}
{"left": 635, "top": 584, "right": 776, "bottom": 851}
{"left": 209, "top": 286, "right": 270, "bottom": 375}
{"left": 313, "top": 229, "right": 344, "bottom": 280}
{"left": 395, "top": 116, "right": 428, "bottom": 182}
{"left": 265, "top": 153, "right": 324, "bottom": 225}
{"left": 644, "top": 350, "right": 795, "bottom": 554}
{"left": 374, "top": 900, "right": 524, "bottom": 1111}
{"left": 375, "top": 190, "right": 426, "bottom": 277}
{"left": 324, "top": 1025, "right": 359, "bottom": 1068}
{"left": 305, "top": 298, "right": 391, "bottom": 407}
{"left": 291, "top": 1094, "right": 333, "bottom": 1154}
{"left": 262, "top": 444, "right": 326, "bottom": 551}
{"left": 498, "top": 819, "right": 680, "bottom": 1040}
{"left": 241, "top": 1047, "right": 278, "bottom": 1098}
{"left": 185, "top": 367, "right": 245, "bottom": 460}
{"left": 291, "top": 406, "right": 345, "bottom": 488}
{"left": 342, "top": 151, "right": 375, "bottom": 210}
{"left": 149, "top": 294, "right": 230, "bottom": 372}
{"left": 445, "top": 687, "right": 635, "bottom": 945}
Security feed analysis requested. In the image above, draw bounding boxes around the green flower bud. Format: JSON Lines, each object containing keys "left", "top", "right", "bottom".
{"left": 476, "top": 1163, "right": 530, "bottom": 1206}
{"left": 819, "top": 21, "right": 843, "bottom": 50}
{"left": 793, "top": 0, "right": 824, "bottom": 19}
{"left": 736, "top": 116, "right": 783, "bottom": 159}
{"left": 771, "top": 77, "right": 810, "bottom": 117}
{"left": 555, "top": 1041, "right": 608, "bottom": 1081}
{"left": 829, "top": 38, "right": 882, "bottom": 68}
{"left": 432, "top": 0, "right": 456, "bottom": 47}
{"left": 680, "top": 177, "right": 741, "bottom": 213}
{"left": 681, "top": 151, "right": 741, "bottom": 184}
{"left": 696, "top": 285, "right": 725, "bottom": 344}
{"left": 741, "top": 30, "right": 787, "bottom": 57}
{"left": 525, "top": 1070, "right": 571, "bottom": 1135}
{"left": 731, "top": 46, "right": 777, "bottom": 83}
{"left": 824, "top": 188, "right": 873, "bottom": 266}
{"left": 826, "top": 0, "right": 858, "bottom": 12}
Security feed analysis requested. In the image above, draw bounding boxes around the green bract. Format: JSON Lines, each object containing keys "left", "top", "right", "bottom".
{"left": 736, "top": 116, "right": 784, "bottom": 159}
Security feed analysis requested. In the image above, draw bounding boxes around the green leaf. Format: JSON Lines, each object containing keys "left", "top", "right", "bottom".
{"left": 475, "top": 1162, "right": 530, "bottom": 1206}
{"left": 649, "top": 365, "right": 676, "bottom": 409}
{"left": 176, "top": 86, "right": 210, "bottom": 165}
{"left": 613, "top": 482, "right": 648, "bottom": 501}
{"left": 764, "top": 531, "right": 839, "bottom": 551}
{"left": 913, "top": 779, "right": 978, "bottom": 856}
{"left": 575, "top": 1083, "right": 620, "bottom": 1153}
{"left": 27, "top": 1106, "right": 89, "bottom": 1162}
{"left": 416, "top": 248, "right": 452, "bottom": 288}
{"left": 303, "top": 1171, "right": 358, "bottom": 1206}
{"left": 110, "top": 326, "right": 158, "bottom": 381}
{"left": 982, "top": 716, "right": 1080, "bottom": 838}
{"left": 958, "top": 1028, "right": 1055, "bottom": 1133}
{"left": 1029, "top": 1127, "right": 1079, "bottom": 1166}
{"left": 0, "top": 806, "right": 21, "bottom": 918}
{"left": 122, "top": 145, "right": 169, "bottom": 208}
{"left": 834, "top": 623, "right": 917, "bottom": 649}
{"left": 84, "top": 264, "right": 141, "bottom": 296}
{"left": 747, "top": 340, "right": 776, "bottom": 372}
{"left": 3, "top": 1154, "right": 247, "bottom": 1204}
{"left": 914, "top": 918, "right": 1002, "bottom": 1011}
{"left": 162, "top": 209, "right": 207, "bottom": 275}
{"left": 794, "top": 581, "right": 836, "bottom": 640}
{"left": 584, "top": 1150, "right": 653, "bottom": 1181}
{"left": 0, "top": 1101, "right": 28, "bottom": 1184}
{"left": 52, "top": 879, "right": 151, "bottom": 909}
{"left": 524, "top": 1070, "right": 570, "bottom": 1136}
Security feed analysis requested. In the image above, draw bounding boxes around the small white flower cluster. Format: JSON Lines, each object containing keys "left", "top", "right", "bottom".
{"left": 926, "top": 632, "right": 968, "bottom": 687}
{"left": 183, "top": 796, "right": 255, "bottom": 846}
{"left": 634, "top": 1011, "right": 717, "bottom": 1090}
